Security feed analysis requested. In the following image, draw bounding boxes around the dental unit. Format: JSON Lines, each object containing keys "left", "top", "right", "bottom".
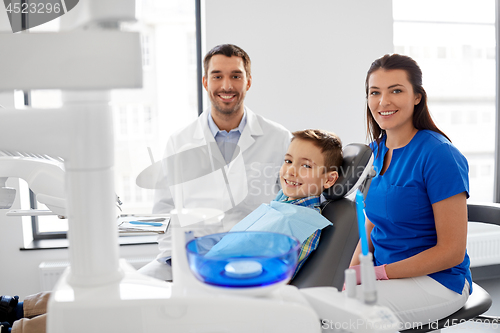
{"left": 0, "top": 1, "right": 401, "bottom": 332}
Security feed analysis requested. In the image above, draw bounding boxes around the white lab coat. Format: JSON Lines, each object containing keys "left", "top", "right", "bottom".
{"left": 140, "top": 107, "right": 292, "bottom": 280}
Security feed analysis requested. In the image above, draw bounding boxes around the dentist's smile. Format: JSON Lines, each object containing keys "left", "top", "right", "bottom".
{"left": 218, "top": 93, "right": 236, "bottom": 102}
{"left": 380, "top": 110, "right": 397, "bottom": 116}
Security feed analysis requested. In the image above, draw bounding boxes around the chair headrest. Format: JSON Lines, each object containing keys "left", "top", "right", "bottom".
{"left": 323, "top": 143, "right": 373, "bottom": 201}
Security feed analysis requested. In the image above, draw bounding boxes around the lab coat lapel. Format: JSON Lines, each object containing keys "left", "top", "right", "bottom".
{"left": 233, "top": 107, "right": 262, "bottom": 157}
{"left": 196, "top": 111, "right": 226, "bottom": 167}
{"left": 198, "top": 108, "right": 263, "bottom": 168}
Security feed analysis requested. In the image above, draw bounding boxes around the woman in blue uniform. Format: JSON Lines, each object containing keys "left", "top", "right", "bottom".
{"left": 349, "top": 54, "right": 471, "bottom": 327}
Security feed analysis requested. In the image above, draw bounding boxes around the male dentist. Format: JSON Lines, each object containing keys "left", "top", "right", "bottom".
{"left": 139, "top": 44, "right": 292, "bottom": 280}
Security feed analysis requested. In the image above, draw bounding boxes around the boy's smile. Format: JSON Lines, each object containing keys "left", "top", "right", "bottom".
{"left": 283, "top": 179, "right": 301, "bottom": 186}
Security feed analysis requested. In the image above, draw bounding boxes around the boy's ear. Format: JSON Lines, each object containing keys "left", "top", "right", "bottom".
{"left": 323, "top": 171, "right": 339, "bottom": 190}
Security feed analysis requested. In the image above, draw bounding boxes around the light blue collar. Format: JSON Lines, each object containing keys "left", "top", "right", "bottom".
{"left": 207, "top": 109, "right": 247, "bottom": 137}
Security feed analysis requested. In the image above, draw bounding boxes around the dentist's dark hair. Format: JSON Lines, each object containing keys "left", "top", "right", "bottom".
{"left": 203, "top": 44, "right": 251, "bottom": 78}
{"left": 365, "top": 54, "right": 450, "bottom": 145}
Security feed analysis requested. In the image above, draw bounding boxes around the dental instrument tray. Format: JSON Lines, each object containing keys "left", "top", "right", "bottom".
{"left": 117, "top": 214, "right": 170, "bottom": 234}
{"left": 186, "top": 231, "right": 300, "bottom": 288}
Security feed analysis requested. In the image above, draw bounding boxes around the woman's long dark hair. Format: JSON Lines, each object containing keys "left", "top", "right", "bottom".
{"left": 365, "top": 54, "right": 451, "bottom": 145}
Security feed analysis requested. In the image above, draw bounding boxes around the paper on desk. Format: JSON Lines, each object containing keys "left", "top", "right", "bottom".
{"left": 118, "top": 215, "right": 170, "bottom": 234}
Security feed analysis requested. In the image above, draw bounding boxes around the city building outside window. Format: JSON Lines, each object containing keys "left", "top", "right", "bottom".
{"left": 393, "top": 0, "right": 496, "bottom": 202}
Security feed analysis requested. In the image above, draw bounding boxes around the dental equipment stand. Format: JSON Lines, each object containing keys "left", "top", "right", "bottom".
{"left": 0, "top": 3, "right": 398, "bottom": 332}
{"left": 0, "top": 106, "right": 400, "bottom": 333}
{"left": 0, "top": 104, "right": 320, "bottom": 332}
{"left": 0, "top": 96, "right": 401, "bottom": 333}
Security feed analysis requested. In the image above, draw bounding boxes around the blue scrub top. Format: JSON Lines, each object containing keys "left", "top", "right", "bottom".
{"left": 366, "top": 130, "right": 472, "bottom": 294}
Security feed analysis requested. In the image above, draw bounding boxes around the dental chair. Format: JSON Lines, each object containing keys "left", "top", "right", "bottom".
{"left": 290, "top": 143, "right": 374, "bottom": 290}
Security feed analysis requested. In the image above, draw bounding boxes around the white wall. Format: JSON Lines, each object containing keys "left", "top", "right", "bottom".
{"left": 204, "top": 0, "right": 394, "bottom": 145}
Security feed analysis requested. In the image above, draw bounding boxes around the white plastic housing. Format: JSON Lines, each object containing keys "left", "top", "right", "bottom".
{"left": 301, "top": 287, "right": 400, "bottom": 333}
{"left": 0, "top": 106, "right": 121, "bottom": 287}
{"left": 0, "top": 157, "right": 65, "bottom": 215}
{"left": 0, "top": 32, "right": 142, "bottom": 90}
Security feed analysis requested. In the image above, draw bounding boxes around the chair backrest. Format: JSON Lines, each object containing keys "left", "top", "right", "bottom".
{"left": 467, "top": 202, "right": 500, "bottom": 227}
{"left": 290, "top": 143, "right": 373, "bottom": 289}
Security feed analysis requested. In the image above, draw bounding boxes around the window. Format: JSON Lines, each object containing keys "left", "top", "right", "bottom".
{"left": 113, "top": 0, "right": 199, "bottom": 215}
{"left": 393, "top": 0, "right": 496, "bottom": 202}
{"left": 20, "top": 0, "right": 200, "bottom": 241}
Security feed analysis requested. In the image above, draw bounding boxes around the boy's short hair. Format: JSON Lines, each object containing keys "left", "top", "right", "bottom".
{"left": 203, "top": 44, "right": 251, "bottom": 77}
{"left": 291, "top": 129, "right": 343, "bottom": 172}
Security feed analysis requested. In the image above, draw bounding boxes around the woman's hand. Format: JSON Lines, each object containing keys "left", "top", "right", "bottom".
{"left": 349, "top": 264, "right": 389, "bottom": 284}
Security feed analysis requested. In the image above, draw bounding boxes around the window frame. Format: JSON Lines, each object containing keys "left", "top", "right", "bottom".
{"left": 495, "top": 0, "right": 500, "bottom": 203}
{"left": 30, "top": 189, "right": 67, "bottom": 240}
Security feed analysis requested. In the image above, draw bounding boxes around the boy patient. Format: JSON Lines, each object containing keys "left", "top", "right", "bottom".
{"left": 210, "top": 129, "right": 343, "bottom": 277}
